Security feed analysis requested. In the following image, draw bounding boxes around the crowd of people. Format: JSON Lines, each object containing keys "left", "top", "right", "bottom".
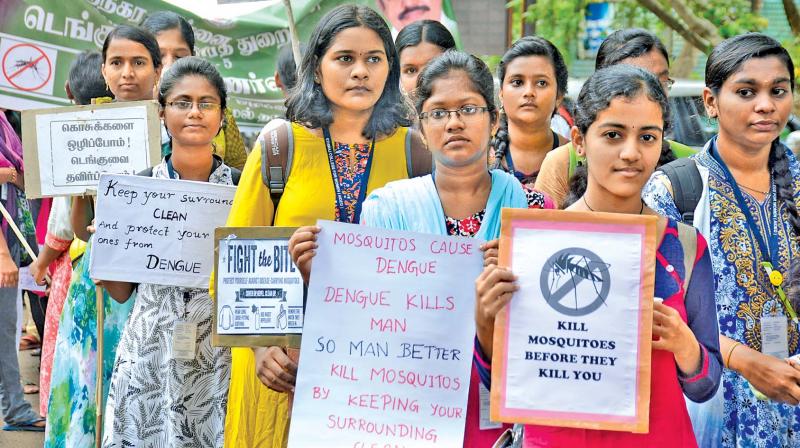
{"left": 0, "top": 3, "right": 798, "bottom": 447}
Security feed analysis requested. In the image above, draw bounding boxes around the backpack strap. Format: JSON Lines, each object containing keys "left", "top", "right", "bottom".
{"left": 675, "top": 221, "right": 698, "bottom": 293}
{"left": 259, "top": 119, "right": 294, "bottom": 210}
{"left": 405, "top": 129, "right": 432, "bottom": 178}
{"left": 568, "top": 144, "right": 578, "bottom": 178}
{"left": 658, "top": 158, "right": 702, "bottom": 226}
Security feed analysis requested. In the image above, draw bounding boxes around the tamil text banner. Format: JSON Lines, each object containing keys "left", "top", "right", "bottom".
{"left": 491, "top": 209, "right": 657, "bottom": 433}
{"left": 90, "top": 173, "right": 235, "bottom": 288}
{"left": 288, "top": 220, "right": 481, "bottom": 447}
{"left": 21, "top": 101, "right": 160, "bottom": 198}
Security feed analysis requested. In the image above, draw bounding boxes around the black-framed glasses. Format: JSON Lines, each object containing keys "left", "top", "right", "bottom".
{"left": 419, "top": 105, "right": 490, "bottom": 124}
{"left": 166, "top": 101, "right": 222, "bottom": 112}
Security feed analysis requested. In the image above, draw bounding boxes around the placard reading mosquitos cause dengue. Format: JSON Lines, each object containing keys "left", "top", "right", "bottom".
{"left": 288, "top": 220, "right": 483, "bottom": 448}
{"left": 21, "top": 101, "right": 161, "bottom": 198}
{"left": 90, "top": 174, "right": 235, "bottom": 289}
{"left": 491, "top": 209, "right": 657, "bottom": 433}
{"left": 213, "top": 227, "right": 304, "bottom": 347}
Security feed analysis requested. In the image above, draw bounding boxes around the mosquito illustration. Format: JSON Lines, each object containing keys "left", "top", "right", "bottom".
{"left": 11, "top": 57, "right": 45, "bottom": 81}
{"left": 548, "top": 253, "right": 611, "bottom": 310}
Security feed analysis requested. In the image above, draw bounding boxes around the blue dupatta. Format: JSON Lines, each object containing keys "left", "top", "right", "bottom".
{"left": 360, "top": 169, "right": 527, "bottom": 239}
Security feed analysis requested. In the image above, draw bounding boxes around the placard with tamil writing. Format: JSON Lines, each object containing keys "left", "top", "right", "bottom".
{"left": 288, "top": 220, "right": 482, "bottom": 448}
{"left": 491, "top": 209, "right": 656, "bottom": 433}
{"left": 21, "top": 100, "right": 161, "bottom": 198}
{"left": 212, "top": 227, "right": 304, "bottom": 348}
{"left": 90, "top": 174, "right": 235, "bottom": 289}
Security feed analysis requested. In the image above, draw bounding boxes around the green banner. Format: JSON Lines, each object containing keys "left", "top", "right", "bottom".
{"left": 0, "top": 0, "right": 459, "bottom": 131}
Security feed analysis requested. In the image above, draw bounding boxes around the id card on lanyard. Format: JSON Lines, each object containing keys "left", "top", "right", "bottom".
{"left": 322, "top": 128, "right": 375, "bottom": 224}
{"left": 711, "top": 140, "right": 796, "bottom": 358}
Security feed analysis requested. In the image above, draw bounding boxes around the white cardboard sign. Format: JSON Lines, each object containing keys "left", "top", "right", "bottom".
{"left": 90, "top": 174, "right": 235, "bottom": 288}
{"left": 288, "top": 220, "right": 483, "bottom": 448}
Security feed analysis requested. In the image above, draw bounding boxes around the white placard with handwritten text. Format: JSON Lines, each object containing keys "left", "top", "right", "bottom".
{"left": 90, "top": 174, "right": 235, "bottom": 288}
{"left": 288, "top": 220, "right": 482, "bottom": 448}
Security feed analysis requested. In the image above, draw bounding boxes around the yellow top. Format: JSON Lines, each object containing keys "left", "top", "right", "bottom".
{"left": 223, "top": 122, "right": 411, "bottom": 448}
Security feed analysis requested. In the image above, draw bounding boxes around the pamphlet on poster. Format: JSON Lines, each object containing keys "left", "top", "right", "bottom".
{"left": 491, "top": 209, "right": 656, "bottom": 433}
{"left": 288, "top": 220, "right": 483, "bottom": 447}
{"left": 90, "top": 174, "right": 235, "bottom": 288}
{"left": 21, "top": 101, "right": 161, "bottom": 198}
{"left": 213, "top": 227, "right": 304, "bottom": 347}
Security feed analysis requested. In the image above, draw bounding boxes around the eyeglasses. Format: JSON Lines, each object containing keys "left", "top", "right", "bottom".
{"left": 662, "top": 78, "right": 675, "bottom": 91}
{"left": 166, "top": 101, "right": 222, "bottom": 112}
{"left": 419, "top": 105, "right": 490, "bottom": 124}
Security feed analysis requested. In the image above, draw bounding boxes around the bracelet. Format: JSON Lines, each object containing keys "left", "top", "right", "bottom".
{"left": 6, "top": 168, "right": 15, "bottom": 185}
{"left": 725, "top": 341, "right": 743, "bottom": 370}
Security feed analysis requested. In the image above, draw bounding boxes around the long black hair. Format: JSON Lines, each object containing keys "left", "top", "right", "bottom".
{"left": 595, "top": 28, "right": 669, "bottom": 70}
{"left": 395, "top": 19, "right": 456, "bottom": 55}
{"left": 141, "top": 10, "right": 196, "bottom": 54}
{"left": 491, "top": 36, "right": 567, "bottom": 167}
{"left": 706, "top": 33, "right": 799, "bottom": 236}
{"left": 102, "top": 24, "right": 162, "bottom": 68}
{"left": 159, "top": 56, "right": 227, "bottom": 112}
{"left": 565, "top": 65, "right": 671, "bottom": 206}
{"left": 285, "top": 5, "right": 410, "bottom": 139}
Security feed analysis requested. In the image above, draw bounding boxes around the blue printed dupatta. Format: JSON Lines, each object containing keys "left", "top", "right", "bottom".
{"left": 359, "top": 169, "right": 528, "bottom": 238}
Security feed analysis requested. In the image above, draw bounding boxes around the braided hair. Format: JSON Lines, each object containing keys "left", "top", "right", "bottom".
{"left": 706, "top": 33, "right": 799, "bottom": 236}
{"left": 491, "top": 36, "right": 567, "bottom": 169}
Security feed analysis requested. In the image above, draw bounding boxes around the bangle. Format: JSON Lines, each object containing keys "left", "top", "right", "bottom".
{"left": 725, "top": 341, "right": 743, "bottom": 370}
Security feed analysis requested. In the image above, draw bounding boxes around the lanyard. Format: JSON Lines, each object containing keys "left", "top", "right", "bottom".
{"left": 322, "top": 128, "right": 375, "bottom": 224}
{"left": 167, "top": 156, "right": 178, "bottom": 179}
{"left": 710, "top": 139, "right": 797, "bottom": 322}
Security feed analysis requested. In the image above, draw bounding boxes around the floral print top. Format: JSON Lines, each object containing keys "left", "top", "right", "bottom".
{"left": 332, "top": 141, "right": 372, "bottom": 223}
{"left": 445, "top": 188, "right": 550, "bottom": 237}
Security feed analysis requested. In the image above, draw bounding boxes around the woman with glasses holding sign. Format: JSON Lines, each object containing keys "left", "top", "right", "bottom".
{"left": 475, "top": 65, "right": 722, "bottom": 446}
{"left": 220, "top": 5, "right": 430, "bottom": 448}
{"left": 644, "top": 33, "right": 800, "bottom": 447}
{"left": 289, "top": 49, "right": 552, "bottom": 446}
{"left": 99, "top": 56, "right": 239, "bottom": 447}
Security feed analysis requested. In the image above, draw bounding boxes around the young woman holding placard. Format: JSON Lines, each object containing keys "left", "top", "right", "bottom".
{"left": 644, "top": 33, "right": 800, "bottom": 447}
{"left": 475, "top": 65, "right": 722, "bottom": 447}
{"left": 289, "top": 50, "right": 553, "bottom": 446}
{"left": 41, "top": 24, "right": 162, "bottom": 437}
{"left": 100, "top": 56, "right": 238, "bottom": 447}
{"left": 220, "top": 5, "right": 429, "bottom": 447}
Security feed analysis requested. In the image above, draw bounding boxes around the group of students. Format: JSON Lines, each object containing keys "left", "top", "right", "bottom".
{"left": 0, "top": 2, "right": 796, "bottom": 448}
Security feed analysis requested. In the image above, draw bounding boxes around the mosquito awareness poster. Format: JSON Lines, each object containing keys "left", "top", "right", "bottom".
{"left": 0, "top": 0, "right": 459, "bottom": 129}
{"left": 21, "top": 101, "right": 161, "bottom": 198}
{"left": 213, "top": 227, "right": 304, "bottom": 347}
{"left": 288, "top": 220, "right": 481, "bottom": 447}
{"left": 90, "top": 174, "right": 235, "bottom": 288}
{"left": 491, "top": 209, "right": 657, "bottom": 433}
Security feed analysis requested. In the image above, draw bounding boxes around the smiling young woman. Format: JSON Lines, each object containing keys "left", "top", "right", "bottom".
{"left": 99, "top": 56, "right": 240, "bottom": 447}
